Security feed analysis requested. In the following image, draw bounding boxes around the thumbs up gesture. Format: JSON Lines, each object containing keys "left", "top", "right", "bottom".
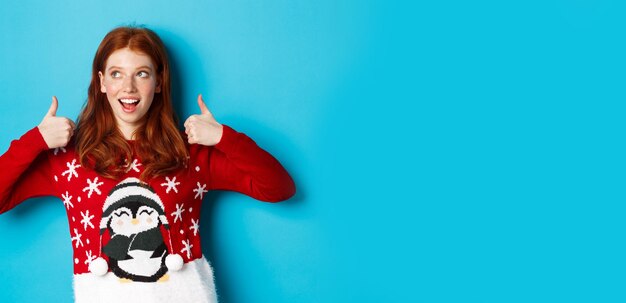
{"left": 37, "top": 96, "right": 76, "bottom": 149}
{"left": 184, "top": 94, "right": 223, "bottom": 146}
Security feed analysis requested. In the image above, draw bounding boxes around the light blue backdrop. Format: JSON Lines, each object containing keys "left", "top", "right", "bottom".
{"left": 0, "top": 0, "right": 624, "bottom": 302}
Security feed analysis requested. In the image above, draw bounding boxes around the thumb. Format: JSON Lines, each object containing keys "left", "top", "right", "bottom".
{"left": 46, "top": 96, "right": 58, "bottom": 117}
{"left": 197, "top": 94, "right": 212, "bottom": 116}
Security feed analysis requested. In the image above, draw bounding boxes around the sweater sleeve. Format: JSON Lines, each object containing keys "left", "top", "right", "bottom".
{"left": 207, "top": 124, "right": 296, "bottom": 202}
{"left": 0, "top": 127, "right": 57, "bottom": 214}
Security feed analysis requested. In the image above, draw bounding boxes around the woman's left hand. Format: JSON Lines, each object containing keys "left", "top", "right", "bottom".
{"left": 184, "top": 94, "right": 223, "bottom": 146}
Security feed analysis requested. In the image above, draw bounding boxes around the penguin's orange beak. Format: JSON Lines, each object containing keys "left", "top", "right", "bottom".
{"left": 131, "top": 218, "right": 139, "bottom": 225}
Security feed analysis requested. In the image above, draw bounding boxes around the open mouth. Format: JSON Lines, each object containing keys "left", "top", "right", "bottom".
{"left": 119, "top": 98, "right": 140, "bottom": 112}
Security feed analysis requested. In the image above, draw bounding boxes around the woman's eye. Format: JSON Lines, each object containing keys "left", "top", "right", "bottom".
{"left": 111, "top": 71, "right": 121, "bottom": 78}
{"left": 137, "top": 71, "right": 149, "bottom": 78}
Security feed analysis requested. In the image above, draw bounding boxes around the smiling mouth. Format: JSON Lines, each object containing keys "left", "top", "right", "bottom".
{"left": 119, "top": 98, "right": 140, "bottom": 112}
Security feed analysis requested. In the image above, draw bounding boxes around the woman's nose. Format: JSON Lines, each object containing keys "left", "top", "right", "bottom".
{"left": 122, "top": 76, "right": 137, "bottom": 92}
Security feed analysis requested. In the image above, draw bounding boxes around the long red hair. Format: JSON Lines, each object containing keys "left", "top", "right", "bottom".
{"left": 75, "top": 26, "right": 188, "bottom": 181}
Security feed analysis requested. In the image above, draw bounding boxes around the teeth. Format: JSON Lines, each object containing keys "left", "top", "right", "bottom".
{"left": 119, "top": 98, "right": 140, "bottom": 104}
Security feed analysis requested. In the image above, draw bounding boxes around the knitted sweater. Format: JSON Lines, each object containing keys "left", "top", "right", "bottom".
{"left": 0, "top": 125, "right": 295, "bottom": 303}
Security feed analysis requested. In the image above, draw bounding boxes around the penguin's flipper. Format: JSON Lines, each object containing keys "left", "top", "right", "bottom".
{"left": 150, "top": 242, "right": 168, "bottom": 258}
{"left": 131, "top": 227, "right": 165, "bottom": 252}
{"left": 103, "top": 235, "right": 132, "bottom": 261}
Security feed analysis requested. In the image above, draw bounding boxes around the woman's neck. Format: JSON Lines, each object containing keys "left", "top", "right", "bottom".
{"left": 117, "top": 123, "right": 139, "bottom": 140}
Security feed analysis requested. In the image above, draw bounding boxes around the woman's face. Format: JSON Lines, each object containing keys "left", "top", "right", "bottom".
{"left": 98, "top": 47, "right": 160, "bottom": 131}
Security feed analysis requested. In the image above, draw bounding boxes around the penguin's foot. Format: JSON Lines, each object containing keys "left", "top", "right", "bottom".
{"left": 158, "top": 274, "right": 170, "bottom": 283}
{"left": 118, "top": 278, "right": 132, "bottom": 283}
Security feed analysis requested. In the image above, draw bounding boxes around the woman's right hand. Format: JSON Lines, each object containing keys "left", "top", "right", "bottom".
{"left": 37, "top": 96, "right": 75, "bottom": 149}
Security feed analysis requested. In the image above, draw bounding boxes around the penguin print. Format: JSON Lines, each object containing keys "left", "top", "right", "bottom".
{"left": 97, "top": 178, "right": 176, "bottom": 282}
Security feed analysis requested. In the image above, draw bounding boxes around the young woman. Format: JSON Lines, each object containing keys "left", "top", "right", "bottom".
{"left": 0, "top": 26, "right": 295, "bottom": 302}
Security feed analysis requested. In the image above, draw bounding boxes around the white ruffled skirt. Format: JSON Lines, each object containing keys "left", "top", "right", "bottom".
{"left": 73, "top": 255, "right": 217, "bottom": 303}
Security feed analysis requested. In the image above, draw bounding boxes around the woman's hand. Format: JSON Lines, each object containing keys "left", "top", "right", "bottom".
{"left": 37, "top": 96, "right": 75, "bottom": 149}
{"left": 184, "top": 94, "right": 223, "bottom": 146}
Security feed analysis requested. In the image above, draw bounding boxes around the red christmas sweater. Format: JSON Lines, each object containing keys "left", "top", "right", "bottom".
{"left": 0, "top": 125, "right": 294, "bottom": 301}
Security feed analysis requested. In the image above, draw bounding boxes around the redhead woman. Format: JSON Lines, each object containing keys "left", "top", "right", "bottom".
{"left": 0, "top": 26, "right": 295, "bottom": 302}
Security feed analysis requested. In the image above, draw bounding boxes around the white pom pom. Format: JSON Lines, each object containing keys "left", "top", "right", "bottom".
{"left": 89, "top": 257, "right": 108, "bottom": 276}
{"left": 165, "top": 254, "right": 184, "bottom": 271}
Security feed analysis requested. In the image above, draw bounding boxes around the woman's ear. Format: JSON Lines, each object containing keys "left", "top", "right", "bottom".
{"left": 155, "top": 77, "right": 162, "bottom": 93}
{"left": 98, "top": 71, "right": 106, "bottom": 93}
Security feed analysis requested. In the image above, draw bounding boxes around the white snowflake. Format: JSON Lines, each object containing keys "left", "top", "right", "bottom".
{"left": 62, "top": 191, "right": 73, "bottom": 210}
{"left": 53, "top": 147, "right": 67, "bottom": 155}
{"left": 82, "top": 177, "right": 104, "bottom": 198}
{"left": 71, "top": 228, "right": 83, "bottom": 248}
{"left": 171, "top": 203, "right": 185, "bottom": 223}
{"left": 80, "top": 210, "right": 94, "bottom": 230}
{"left": 61, "top": 159, "right": 81, "bottom": 181}
{"left": 84, "top": 250, "right": 96, "bottom": 265}
{"left": 160, "top": 176, "right": 180, "bottom": 194}
{"left": 189, "top": 218, "right": 200, "bottom": 236}
{"left": 125, "top": 159, "right": 142, "bottom": 173}
{"left": 193, "top": 182, "right": 208, "bottom": 200}
{"left": 181, "top": 239, "right": 193, "bottom": 259}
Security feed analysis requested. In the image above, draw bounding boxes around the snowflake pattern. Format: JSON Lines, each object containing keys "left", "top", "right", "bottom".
{"left": 82, "top": 177, "right": 104, "bottom": 198}
{"left": 190, "top": 218, "right": 200, "bottom": 236}
{"left": 125, "top": 159, "right": 142, "bottom": 173}
{"left": 171, "top": 203, "right": 185, "bottom": 223}
{"left": 160, "top": 176, "right": 180, "bottom": 194}
{"left": 71, "top": 228, "right": 83, "bottom": 248}
{"left": 84, "top": 250, "right": 96, "bottom": 265}
{"left": 62, "top": 191, "right": 73, "bottom": 210}
{"left": 193, "top": 182, "right": 208, "bottom": 200}
{"left": 181, "top": 239, "right": 193, "bottom": 259}
{"left": 49, "top": 146, "right": 221, "bottom": 274}
{"left": 61, "top": 159, "right": 81, "bottom": 181}
{"left": 80, "top": 210, "right": 94, "bottom": 230}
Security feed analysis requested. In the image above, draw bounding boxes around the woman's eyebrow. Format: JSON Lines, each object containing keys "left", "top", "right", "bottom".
{"left": 106, "top": 65, "right": 153, "bottom": 71}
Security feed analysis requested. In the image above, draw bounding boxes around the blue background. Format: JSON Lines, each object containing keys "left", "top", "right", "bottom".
{"left": 0, "top": 0, "right": 624, "bottom": 302}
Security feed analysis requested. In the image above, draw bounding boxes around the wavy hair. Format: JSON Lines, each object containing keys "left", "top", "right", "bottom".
{"left": 75, "top": 26, "right": 188, "bottom": 181}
